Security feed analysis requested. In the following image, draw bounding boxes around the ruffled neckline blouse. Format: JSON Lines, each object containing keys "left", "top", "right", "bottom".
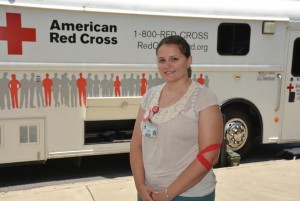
{"left": 148, "top": 81, "right": 196, "bottom": 124}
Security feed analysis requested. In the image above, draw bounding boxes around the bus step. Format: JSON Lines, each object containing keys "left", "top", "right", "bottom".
{"left": 279, "top": 147, "right": 300, "bottom": 160}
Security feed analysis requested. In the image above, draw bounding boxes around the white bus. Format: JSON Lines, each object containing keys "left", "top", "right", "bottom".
{"left": 0, "top": 0, "right": 300, "bottom": 165}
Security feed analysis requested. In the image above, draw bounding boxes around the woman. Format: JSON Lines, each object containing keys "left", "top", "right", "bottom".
{"left": 130, "top": 35, "right": 223, "bottom": 201}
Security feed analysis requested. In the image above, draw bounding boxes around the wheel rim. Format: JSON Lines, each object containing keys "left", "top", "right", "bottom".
{"left": 224, "top": 118, "right": 248, "bottom": 151}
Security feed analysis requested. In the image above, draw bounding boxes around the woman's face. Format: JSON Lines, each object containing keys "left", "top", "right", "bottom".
{"left": 156, "top": 44, "right": 191, "bottom": 83}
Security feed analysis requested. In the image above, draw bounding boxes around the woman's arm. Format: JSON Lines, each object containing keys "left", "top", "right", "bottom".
{"left": 130, "top": 107, "right": 157, "bottom": 201}
{"left": 152, "top": 105, "right": 223, "bottom": 201}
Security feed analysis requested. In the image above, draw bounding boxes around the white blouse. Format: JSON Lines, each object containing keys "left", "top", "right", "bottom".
{"left": 141, "top": 81, "right": 219, "bottom": 197}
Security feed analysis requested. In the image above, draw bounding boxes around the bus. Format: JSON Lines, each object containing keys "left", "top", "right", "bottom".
{"left": 0, "top": 0, "right": 300, "bottom": 165}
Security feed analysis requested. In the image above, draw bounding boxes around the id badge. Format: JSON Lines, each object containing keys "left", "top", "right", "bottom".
{"left": 142, "top": 123, "right": 158, "bottom": 138}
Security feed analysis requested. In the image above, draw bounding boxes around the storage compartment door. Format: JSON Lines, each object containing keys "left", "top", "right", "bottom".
{"left": 0, "top": 118, "right": 45, "bottom": 164}
{"left": 85, "top": 97, "right": 141, "bottom": 121}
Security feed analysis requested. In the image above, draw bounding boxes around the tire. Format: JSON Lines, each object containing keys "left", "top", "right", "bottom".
{"left": 223, "top": 107, "right": 255, "bottom": 158}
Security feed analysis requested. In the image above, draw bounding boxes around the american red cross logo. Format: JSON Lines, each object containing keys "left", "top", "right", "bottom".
{"left": 0, "top": 13, "right": 36, "bottom": 55}
{"left": 287, "top": 83, "right": 294, "bottom": 92}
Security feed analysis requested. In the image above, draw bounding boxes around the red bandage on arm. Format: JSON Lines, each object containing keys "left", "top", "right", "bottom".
{"left": 197, "top": 144, "right": 221, "bottom": 170}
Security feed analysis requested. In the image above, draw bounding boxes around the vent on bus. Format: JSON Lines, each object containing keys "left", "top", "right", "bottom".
{"left": 84, "top": 120, "right": 135, "bottom": 144}
{"left": 19, "top": 125, "right": 38, "bottom": 144}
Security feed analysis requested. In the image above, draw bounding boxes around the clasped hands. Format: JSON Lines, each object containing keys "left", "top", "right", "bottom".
{"left": 139, "top": 185, "right": 170, "bottom": 201}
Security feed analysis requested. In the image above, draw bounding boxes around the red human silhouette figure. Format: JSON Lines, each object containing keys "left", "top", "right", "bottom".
{"left": 140, "top": 73, "right": 148, "bottom": 96}
{"left": 8, "top": 74, "right": 21, "bottom": 109}
{"left": 114, "top": 76, "right": 121, "bottom": 97}
{"left": 197, "top": 73, "right": 205, "bottom": 85}
{"left": 77, "top": 73, "right": 87, "bottom": 107}
{"left": 43, "top": 73, "right": 53, "bottom": 107}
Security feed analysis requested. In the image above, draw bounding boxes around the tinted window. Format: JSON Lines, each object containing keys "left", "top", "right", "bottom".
{"left": 292, "top": 38, "right": 300, "bottom": 77}
{"left": 218, "top": 23, "right": 251, "bottom": 55}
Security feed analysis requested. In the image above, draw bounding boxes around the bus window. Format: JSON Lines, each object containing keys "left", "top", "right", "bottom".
{"left": 19, "top": 125, "right": 38, "bottom": 144}
{"left": 0, "top": 126, "right": 2, "bottom": 146}
{"left": 217, "top": 23, "right": 251, "bottom": 55}
{"left": 292, "top": 38, "right": 300, "bottom": 77}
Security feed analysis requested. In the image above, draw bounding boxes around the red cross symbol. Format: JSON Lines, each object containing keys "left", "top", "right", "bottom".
{"left": 287, "top": 83, "right": 294, "bottom": 92}
{"left": 0, "top": 13, "right": 36, "bottom": 55}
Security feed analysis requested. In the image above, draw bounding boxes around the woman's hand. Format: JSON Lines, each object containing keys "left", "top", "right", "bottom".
{"left": 151, "top": 189, "right": 168, "bottom": 201}
{"left": 138, "top": 184, "right": 158, "bottom": 201}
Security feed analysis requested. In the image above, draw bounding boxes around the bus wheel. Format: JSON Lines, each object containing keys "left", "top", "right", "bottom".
{"left": 223, "top": 109, "right": 254, "bottom": 158}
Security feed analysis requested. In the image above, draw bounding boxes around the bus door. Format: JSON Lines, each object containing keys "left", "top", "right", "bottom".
{"left": 281, "top": 31, "right": 300, "bottom": 141}
{"left": 0, "top": 118, "right": 45, "bottom": 164}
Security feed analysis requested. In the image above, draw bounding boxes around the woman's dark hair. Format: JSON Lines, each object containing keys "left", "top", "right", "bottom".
{"left": 156, "top": 35, "right": 192, "bottom": 78}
